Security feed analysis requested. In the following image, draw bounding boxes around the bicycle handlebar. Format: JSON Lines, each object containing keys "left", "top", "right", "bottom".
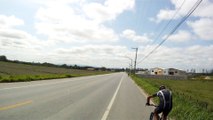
{"left": 146, "top": 104, "right": 158, "bottom": 107}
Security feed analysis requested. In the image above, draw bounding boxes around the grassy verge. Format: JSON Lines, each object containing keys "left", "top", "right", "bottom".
{"left": 0, "top": 61, "right": 112, "bottom": 82}
{"left": 131, "top": 74, "right": 213, "bottom": 120}
{"left": 0, "top": 72, "right": 112, "bottom": 83}
{"left": 0, "top": 74, "right": 72, "bottom": 82}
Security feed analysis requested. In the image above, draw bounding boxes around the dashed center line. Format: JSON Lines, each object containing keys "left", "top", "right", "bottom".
{"left": 0, "top": 100, "right": 33, "bottom": 111}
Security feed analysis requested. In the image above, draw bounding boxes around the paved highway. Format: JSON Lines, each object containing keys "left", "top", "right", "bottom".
{"left": 0, "top": 72, "right": 153, "bottom": 120}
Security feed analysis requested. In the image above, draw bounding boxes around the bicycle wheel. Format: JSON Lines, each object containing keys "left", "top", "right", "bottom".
{"left": 149, "top": 112, "right": 154, "bottom": 120}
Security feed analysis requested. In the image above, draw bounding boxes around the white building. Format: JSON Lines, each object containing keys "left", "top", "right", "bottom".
{"left": 163, "top": 68, "right": 186, "bottom": 76}
{"left": 149, "top": 67, "right": 164, "bottom": 75}
{"left": 148, "top": 68, "right": 186, "bottom": 76}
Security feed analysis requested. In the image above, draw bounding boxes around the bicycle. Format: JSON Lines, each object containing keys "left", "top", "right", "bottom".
{"left": 147, "top": 104, "right": 163, "bottom": 120}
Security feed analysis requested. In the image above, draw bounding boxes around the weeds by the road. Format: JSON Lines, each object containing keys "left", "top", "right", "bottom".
{"left": 131, "top": 74, "right": 213, "bottom": 120}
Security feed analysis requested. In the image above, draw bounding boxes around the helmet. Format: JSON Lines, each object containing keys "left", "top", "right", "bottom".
{"left": 159, "top": 85, "right": 166, "bottom": 90}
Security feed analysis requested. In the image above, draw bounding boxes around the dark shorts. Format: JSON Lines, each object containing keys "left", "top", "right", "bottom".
{"left": 155, "top": 104, "right": 172, "bottom": 116}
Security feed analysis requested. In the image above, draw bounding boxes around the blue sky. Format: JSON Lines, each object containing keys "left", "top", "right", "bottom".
{"left": 0, "top": 0, "right": 213, "bottom": 71}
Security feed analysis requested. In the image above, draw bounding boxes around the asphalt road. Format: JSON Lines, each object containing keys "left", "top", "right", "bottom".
{"left": 0, "top": 72, "right": 154, "bottom": 120}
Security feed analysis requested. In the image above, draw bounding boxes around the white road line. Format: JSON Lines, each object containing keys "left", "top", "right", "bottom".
{"left": 0, "top": 79, "right": 82, "bottom": 91}
{"left": 101, "top": 75, "right": 124, "bottom": 120}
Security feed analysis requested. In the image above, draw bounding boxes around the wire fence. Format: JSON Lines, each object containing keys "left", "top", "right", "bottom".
{"left": 136, "top": 74, "right": 188, "bottom": 80}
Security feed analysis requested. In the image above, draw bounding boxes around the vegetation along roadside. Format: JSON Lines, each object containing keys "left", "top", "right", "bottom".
{"left": 0, "top": 61, "right": 113, "bottom": 82}
{"left": 131, "top": 74, "right": 213, "bottom": 120}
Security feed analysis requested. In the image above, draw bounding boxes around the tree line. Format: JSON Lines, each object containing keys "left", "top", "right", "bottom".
{"left": 0, "top": 55, "right": 123, "bottom": 72}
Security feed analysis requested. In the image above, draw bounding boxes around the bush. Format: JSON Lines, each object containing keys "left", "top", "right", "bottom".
{"left": 65, "top": 74, "right": 72, "bottom": 78}
{"left": 0, "top": 55, "right": 8, "bottom": 61}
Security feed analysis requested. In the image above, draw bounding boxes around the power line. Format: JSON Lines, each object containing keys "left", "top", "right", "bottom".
{"left": 150, "top": 0, "right": 186, "bottom": 46}
{"left": 137, "top": 0, "right": 203, "bottom": 65}
{"left": 137, "top": 0, "right": 186, "bottom": 61}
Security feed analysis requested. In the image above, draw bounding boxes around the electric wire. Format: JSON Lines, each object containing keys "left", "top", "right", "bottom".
{"left": 137, "top": 0, "right": 203, "bottom": 65}
{"left": 150, "top": 0, "right": 186, "bottom": 46}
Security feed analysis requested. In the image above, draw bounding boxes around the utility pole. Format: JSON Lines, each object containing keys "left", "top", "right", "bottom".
{"left": 124, "top": 56, "right": 133, "bottom": 75}
{"left": 132, "top": 47, "right": 138, "bottom": 74}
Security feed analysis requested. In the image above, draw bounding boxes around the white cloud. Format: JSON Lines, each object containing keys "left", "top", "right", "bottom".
{"left": 0, "top": 29, "right": 29, "bottom": 40}
{"left": 193, "top": 0, "right": 213, "bottom": 18}
{"left": 0, "top": 15, "right": 29, "bottom": 48}
{"left": 43, "top": 45, "right": 132, "bottom": 67}
{"left": 164, "top": 30, "right": 194, "bottom": 42}
{"left": 0, "top": 15, "right": 24, "bottom": 28}
{"left": 0, "top": 29, "right": 45, "bottom": 51}
{"left": 35, "top": 21, "right": 118, "bottom": 43}
{"left": 188, "top": 18, "right": 213, "bottom": 41}
{"left": 33, "top": 0, "right": 82, "bottom": 6}
{"left": 152, "top": 0, "right": 213, "bottom": 42}
{"left": 139, "top": 45, "right": 213, "bottom": 70}
{"left": 0, "top": 0, "right": 136, "bottom": 68}
{"left": 1, "top": 0, "right": 212, "bottom": 70}
{"left": 121, "top": 29, "right": 151, "bottom": 43}
{"left": 153, "top": 0, "right": 213, "bottom": 22}
{"left": 155, "top": 9, "right": 179, "bottom": 23}
{"left": 84, "top": 0, "right": 135, "bottom": 23}
{"left": 35, "top": 0, "right": 135, "bottom": 44}
{"left": 0, "top": 15, "right": 47, "bottom": 54}
{"left": 83, "top": 3, "right": 110, "bottom": 23}
{"left": 55, "top": 45, "right": 128, "bottom": 57}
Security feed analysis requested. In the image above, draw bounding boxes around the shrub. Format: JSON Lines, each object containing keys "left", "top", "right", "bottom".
{"left": 65, "top": 74, "right": 72, "bottom": 78}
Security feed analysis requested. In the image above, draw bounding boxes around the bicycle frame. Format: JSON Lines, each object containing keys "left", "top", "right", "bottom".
{"left": 147, "top": 104, "right": 162, "bottom": 120}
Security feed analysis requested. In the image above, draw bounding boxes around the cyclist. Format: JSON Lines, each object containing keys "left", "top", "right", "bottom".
{"left": 146, "top": 85, "right": 172, "bottom": 120}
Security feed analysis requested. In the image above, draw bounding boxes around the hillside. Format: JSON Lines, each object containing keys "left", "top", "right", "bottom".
{"left": 0, "top": 61, "right": 110, "bottom": 82}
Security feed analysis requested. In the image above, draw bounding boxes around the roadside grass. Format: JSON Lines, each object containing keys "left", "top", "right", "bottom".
{"left": 0, "top": 74, "right": 72, "bottom": 82}
{"left": 131, "top": 74, "right": 213, "bottom": 120}
{"left": 0, "top": 61, "right": 112, "bottom": 82}
{"left": 0, "top": 72, "right": 107, "bottom": 82}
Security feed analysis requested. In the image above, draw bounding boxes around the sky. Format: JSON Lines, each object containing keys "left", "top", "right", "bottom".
{"left": 0, "top": 0, "right": 213, "bottom": 71}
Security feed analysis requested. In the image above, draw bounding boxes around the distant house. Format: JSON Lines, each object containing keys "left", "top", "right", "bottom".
{"left": 163, "top": 68, "right": 186, "bottom": 76}
{"left": 87, "top": 68, "right": 95, "bottom": 71}
{"left": 137, "top": 70, "right": 149, "bottom": 75}
{"left": 149, "top": 68, "right": 164, "bottom": 75}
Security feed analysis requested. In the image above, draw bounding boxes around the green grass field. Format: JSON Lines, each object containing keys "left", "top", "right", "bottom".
{"left": 131, "top": 74, "right": 213, "bottom": 120}
{"left": 0, "top": 61, "right": 111, "bottom": 82}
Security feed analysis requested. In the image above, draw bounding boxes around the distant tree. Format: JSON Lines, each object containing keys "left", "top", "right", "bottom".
{"left": 100, "top": 67, "right": 106, "bottom": 71}
{"left": 211, "top": 69, "right": 213, "bottom": 74}
{"left": 73, "top": 64, "right": 79, "bottom": 69}
{"left": 0, "top": 55, "right": 8, "bottom": 61}
{"left": 61, "top": 64, "right": 68, "bottom": 68}
{"left": 42, "top": 62, "right": 55, "bottom": 67}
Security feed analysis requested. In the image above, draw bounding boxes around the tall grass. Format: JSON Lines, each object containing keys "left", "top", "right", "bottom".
{"left": 131, "top": 75, "right": 213, "bottom": 120}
